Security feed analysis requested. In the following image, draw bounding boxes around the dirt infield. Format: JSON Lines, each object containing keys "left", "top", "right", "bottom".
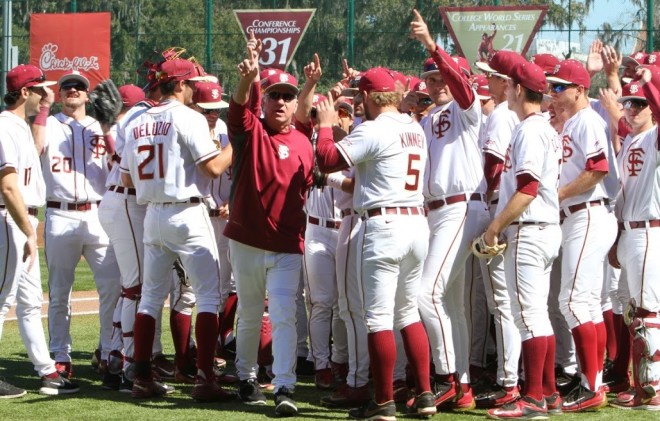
{"left": 5, "top": 290, "right": 101, "bottom": 321}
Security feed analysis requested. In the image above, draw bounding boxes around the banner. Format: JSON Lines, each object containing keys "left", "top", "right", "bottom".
{"left": 439, "top": 6, "right": 547, "bottom": 72}
{"left": 234, "top": 9, "right": 315, "bottom": 70}
{"left": 30, "top": 13, "right": 111, "bottom": 90}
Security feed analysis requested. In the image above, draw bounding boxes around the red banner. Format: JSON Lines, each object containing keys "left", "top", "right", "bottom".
{"left": 234, "top": 9, "right": 315, "bottom": 70}
{"left": 30, "top": 13, "right": 111, "bottom": 90}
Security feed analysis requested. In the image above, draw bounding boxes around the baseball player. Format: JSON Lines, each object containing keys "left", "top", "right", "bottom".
{"left": 410, "top": 10, "right": 489, "bottom": 408}
{"left": 472, "top": 52, "right": 523, "bottom": 409}
{"left": 315, "top": 66, "right": 435, "bottom": 420}
{"left": 35, "top": 70, "right": 121, "bottom": 379}
{"left": 0, "top": 64, "right": 78, "bottom": 396}
{"left": 120, "top": 58, "right": 233, "bottom": 402}
{"left": 546, "top": 59, "right": 617, "bottom": 411}
{"left": 481, "top": 58, "right": 563, "bottom": 420}
{"left": 608, "top": 72, "right": 660, "bottom": 410}
{"left": 226, "top": 38, "right": 313, "bottom": 416}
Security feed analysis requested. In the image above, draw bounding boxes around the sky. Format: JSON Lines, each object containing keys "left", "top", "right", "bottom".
{"left": 576, "top": 0, "right": 642, "bottom": 53}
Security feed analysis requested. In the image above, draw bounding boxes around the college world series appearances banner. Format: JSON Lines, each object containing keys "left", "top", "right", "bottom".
{"left": 439, "top": 6, "right": 547, "bottom": 73}
{"left": 30, "top": 13, "right": 111, "bottom": 90}
{"left": 234, "top": 9, "right": 316, "bottom": 70}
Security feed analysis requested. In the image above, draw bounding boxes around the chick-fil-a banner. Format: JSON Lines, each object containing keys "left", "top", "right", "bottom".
{"left": 30, "top": 13, "right": 110, "bottom": 90}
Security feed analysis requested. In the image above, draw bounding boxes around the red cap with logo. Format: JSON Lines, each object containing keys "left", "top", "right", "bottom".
{"left": 262, "top": 72, "right": 299, "bottom": 94}
{"left": 644, "top": 52, "right": 660, "bottom": 66}
{"left": 118, "top": 84, "right": 145, "bottom": 108}
{"left": 623, "top": 51, "right": 647, "bottom": 67}
{"left": 546, "top": 59, "right": 591, "bottom": 88}
{"left": 509, "top": 62, "right": 548, "bottom": 94}
{"left": 358, "top": 67, "right": 397, "bottom": 94}
{"left": 530, "top": 53, "right": 560, "bottom": 74}
{"left": 312, "top": 93, "right": 327, "bottom": 108}
{"left": 470, "top": 74, "right": 490, "bottom": 100}
{"left": 412, "top": 80, "right": 429, "bottom": 96}
{"left": 475, "top": 50, "right": 526, "bottom": 79}
{"left": 193, "top": 81, "right": 229, "bottom": 109}
{"left": 618, "top": 81, "right": 646, "bottom": 102}
{"left": 452, "top": 56, "right": 472, "bottom": 77}
{"left": 6, "top": 64, "right": 55, "bottom": 92}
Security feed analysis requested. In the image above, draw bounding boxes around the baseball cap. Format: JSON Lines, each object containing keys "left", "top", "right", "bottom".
{"left": 644, "top": 52, "right": 660, "bottom": 66}
{"left": 508, "top": 62, "right": 548, "bottom": 94}
{"left": 6, "top": 64, "right": 55, "bottom": 92}
{"left": 452, "top": 56, "right": 472, "bottom": 77}
{"left": 622, "top": 51, "right": 647, "bottom": 67}
{"left": 407, "top": 76, "right": 421, "bottom": 91}
{"left": 337, "top": 97, "right": 354, "bottom": 115}
{"left": 546, "top": 59, "right": 591, "bottom": 89}
{"left": 193, "top": 81, "right": 229, "bottom": 109}
{"left": 341, "top": 74, "right": 363, "bottom": 97}
{"left": 358, "top": 67, "right": 397, "bottom": 94}
{"left": 420, "top": 58, "right": 439, "bottom": 79}
{"left": 618, "top": 81, "right": 646, "bottom": 103}
{"left": 530, "top": 53, "right": 560, "bottom": 74}
{"left": 156, "top": 59, "right": 197, "bottom": 83}
{"left": 262, "top": 72, "right": 299, "bottom": 94}
{"left": 188, "top": 61, "right": 214, "bottom": 82}
{"left": 470, "top": 74, "right": 491, "bottom": 100}
{"left": 118, "top": 84, "right": 145, "bottom": 108}
{"left": 412, "top": 80, "right": 430, "bottom": 96}
{"left": 58, "top": 70, "right": 90, "bottom": 90}
{"left": 311, "top": 93, "right": 327, "bottom": 108}
{"left": 475, "top": 50, "right": 525, "bottom": 79}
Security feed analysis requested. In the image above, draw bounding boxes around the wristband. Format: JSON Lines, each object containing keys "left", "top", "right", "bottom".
{"left": 33, "top": 105, "right": 50, "bottom": 126}
{"left": 326, "top": 173, "right": 346, "bottom": 189}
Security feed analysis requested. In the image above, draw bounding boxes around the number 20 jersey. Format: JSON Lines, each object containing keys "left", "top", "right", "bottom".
{"left": 120, "top": 100, "right": 220, "bottom": 205}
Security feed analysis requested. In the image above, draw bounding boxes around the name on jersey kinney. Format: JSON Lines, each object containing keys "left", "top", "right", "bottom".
{"left": 133, "top": 122, "right": 172, "bottom": 139}
{"left": 400, "top": 132, "right": 425, "bottom": 149}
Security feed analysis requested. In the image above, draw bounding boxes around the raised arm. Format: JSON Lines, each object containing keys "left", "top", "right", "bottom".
{"left": 30, "top": 86, "right": 54, "bottom": 155}
{"left": 233, "top": 30, "right": 261, "bottom": 106}
{"left": 295, "top": 53, "right": 322, "bottom": 126}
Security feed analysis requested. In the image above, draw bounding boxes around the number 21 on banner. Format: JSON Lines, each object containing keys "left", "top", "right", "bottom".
{"left": 259, "top": 37, "right": 292, "bottom": 66}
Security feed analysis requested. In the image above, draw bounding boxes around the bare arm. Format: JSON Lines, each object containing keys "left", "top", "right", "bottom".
{"left": 233, "top": 30, "right": 261, "bottom": 106}
{"left": 121, "top": 172, "right": 134, "bottom": 188}
{"left": 30, "top": 87, "right": 54, "bottom": 155}
{"left": 295, "top": 53, "right": 322, "bottom": 126}
{"left": 484, "top": 191, "right": 535, "bottom": 245}
{"left": 558, "top": 170, "right": 607, "bottom": 203}
{"left": 199, "top": 143, "right": 233, "bottom": 179}
{"left": 0, "top": 168, "right": 36, "bottom": 270}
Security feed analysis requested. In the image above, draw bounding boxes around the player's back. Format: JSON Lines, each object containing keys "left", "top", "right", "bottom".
{"left": 123, "top": 100, "right": 218, "bottom": 204}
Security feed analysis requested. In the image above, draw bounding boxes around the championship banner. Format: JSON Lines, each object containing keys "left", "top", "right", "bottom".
{"left": 439, "top": 6, "right": 547, "bottom": 72}
{"left": 234, "top": 9, "right": 316, "bottom": 70}
{"left": 30, "top": 13, "right": 111, "bottom": 90}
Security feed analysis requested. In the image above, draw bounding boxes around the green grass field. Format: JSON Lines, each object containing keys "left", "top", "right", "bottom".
{"left": 0, "top": 242, "right": 652, "bottom": 419}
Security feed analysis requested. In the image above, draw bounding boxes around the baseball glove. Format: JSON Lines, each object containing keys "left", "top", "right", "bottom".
{"left": 471, "top": 233, "right": 507, "bottom": 259}
{"left": 88, "top": 79, "right": 123, "bottom": 126}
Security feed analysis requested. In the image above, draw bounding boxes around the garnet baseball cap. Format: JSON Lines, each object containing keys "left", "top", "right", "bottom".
{"left": 358, "top": 67, "right": 397, "bottom": 94}
{"left": 262, "top": 72, "right": 299, "bottom": 94}
{"left": 6, "top": 64, "right": 55, "bottom": 92}
{"left": 337, "top": 97, "right": 354, "bottom": 115}
{"left": 470, "top": 74, "right": 490, "bottom": 100}
{"left": 192, "top": 81, "right": 229, "bottom": 109}
{"left": 618, "top": 81, "right": 646, "bottom": 103}
{"left": 508, "top": 62, "right": 547, "bottom": 94}
{"left": 622, "top": 51, "right": 647, "bottom": 67}
{"left": 420, "top": 58, "right": 439, "bottom": 79}
{"left": 118, "top": 84, "right": 145, "bottom": 108}
{"left": 189, "top": 62, "right": 214, "bottom": 82}
{"left": 58, "top": 70, "right": 90, "bottom": 89}
{"left": 475, "top": 50, "right": 525, "bottom": 79}
{"left": 530, "top": 53, "right": 560, "bottom": 74}
{"left": 156, "top": 59, "right": 197, "bottom": 83}
{"left": 311, "top": 93, "right": 328, "bottom": 109}
{"left": 644, "top": 52, "right": 660, "bottom": 66}
{"left": 341, "top": 74, "right": 363, "bottom": 97}
{"left": 546, "top": 59, "right": 591, "bottom": 88}
{"left": 452, "top": 56, "right": 472, "bottom": 77}
{"left": 412, "top": 80, "right": 430, "bottom": 96}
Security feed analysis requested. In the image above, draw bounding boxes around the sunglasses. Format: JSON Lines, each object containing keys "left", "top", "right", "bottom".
{"left": 623, "top": 99, "right": 648, "bottom": 110}
{"left": 60, "top": 82, "right": 87, "bottom": 91}
{"left": 267, "top": 91, "right": 296, "bottom": 102}
{"left": 418, "top": 97, "right": 434, "bottom": 107}
{"left": 202, "top": 108, "right": 222, "bottom": 115}
{"left": 550, "top": 83, "right": 577, "bottom": 94}
{"left": 337, "top": 108, "right": 351, "bottom": 118}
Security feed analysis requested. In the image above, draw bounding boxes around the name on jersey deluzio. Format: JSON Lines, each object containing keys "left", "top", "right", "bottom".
{"left": 132, "top": 122, "right": 172, "bottom": 139}
{"left": 400, "top": 132, "right": 425, "bottom": 149}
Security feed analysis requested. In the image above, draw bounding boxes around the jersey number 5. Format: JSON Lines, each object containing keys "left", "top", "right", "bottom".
{"left": 137, "top": 144, "right": 165, "bottom": 180}
{"left": 405, "top": 154, "right": 421, "bottom": 191}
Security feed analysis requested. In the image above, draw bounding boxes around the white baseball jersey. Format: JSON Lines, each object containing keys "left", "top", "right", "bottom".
{"left": 420, "top": 97, "right": 485, "bottom": 199}
{"left": 208, "top": 119, "right": 232, "bottom": 209}
{"left": 496, "top": 113, "right": 562, "bottom": 223}
{"left": 42, "top": 113, "right": 110, "bottom": 202}
{"left": 335, "top": 167, "right": 356, "bottom": 212}
{"left": 559, "top": 107, "right": 611, "bottom": 207}
{"left": 615, "top": 126, "right": 660, "bottom": 221}
{"left": 482, "top": 101, "right": 519, "bottom": 161}
{"left": 105, "top": 102, "right": 152, "bottom": 188}
{"left": 0, "top": 111, "right": 46, "bottom": 207}
{"left": 335, "top": 112, "right": 426, "bottom": 212}
{"left": 120, "top": 100, "right": 220, "bottom": 204}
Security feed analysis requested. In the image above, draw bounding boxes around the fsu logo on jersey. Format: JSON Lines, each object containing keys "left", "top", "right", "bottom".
{"left": 562, "top": 135, "right": 573, "bottom": 163}
{"left": 89, "top": 135, "right": 107, "bottom": 159}
{"left": 503, "top": 144, "right": 512, "bottom": 173}
{"left": 278, "top": 144, "right": 289, "bottom": 159}
{"left": 432, "top": 109, "right": 451, "bottom": 139}
{"left": 626, "top": 147, "right": 645, "bottom": 176}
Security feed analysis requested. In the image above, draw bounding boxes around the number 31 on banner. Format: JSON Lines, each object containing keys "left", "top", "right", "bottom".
{"left": 259, "top": 37, "right": 292, "bottom": 66}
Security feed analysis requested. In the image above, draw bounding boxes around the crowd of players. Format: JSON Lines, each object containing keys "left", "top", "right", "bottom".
{"left": 0, "top": 9, "right": 659, "bottom": 420}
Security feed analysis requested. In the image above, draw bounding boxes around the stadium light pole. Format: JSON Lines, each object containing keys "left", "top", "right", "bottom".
{"left": 347, "top": 0, "right": 354, "bottom": 66}
{"left": 1, "top": 0, "right": 12, "bottom": 103}
{"left": 206, "top": 0, "right": 212, "bottom": 71}
{"left": 647, "top": 0, "right": 654, "bottom": 52}
{"left": 71, "top": 0, "right": 77, "bottom": 13}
